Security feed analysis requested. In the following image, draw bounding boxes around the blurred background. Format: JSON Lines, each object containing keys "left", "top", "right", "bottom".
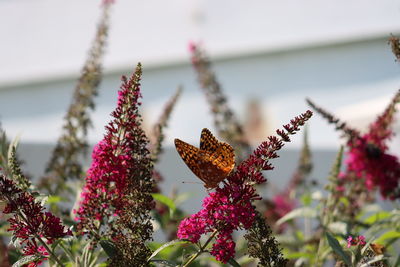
{"left": 1, "top": 0, "right": 400, "bottom": 211}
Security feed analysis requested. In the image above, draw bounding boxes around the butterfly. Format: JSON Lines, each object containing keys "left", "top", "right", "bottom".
{"left": 370, "top": 243, "right": 385, "bottom": 255}
{"left": 174, "top": 128, "right": 235, "bottom": 189}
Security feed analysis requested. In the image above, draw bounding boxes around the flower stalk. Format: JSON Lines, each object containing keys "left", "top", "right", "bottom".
{"left": 182, "top": 230, "right": 218, "bottom": 267}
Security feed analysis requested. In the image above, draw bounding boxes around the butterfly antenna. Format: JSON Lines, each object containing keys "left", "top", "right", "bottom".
{"left": 182, "top": 181, "right": 202, "bottom": 185}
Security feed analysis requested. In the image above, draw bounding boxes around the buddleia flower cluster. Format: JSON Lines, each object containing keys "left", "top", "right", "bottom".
{"left": 308, "top": 89, "right": 400, "bottom": 202}
{"left": 75, "top": 64, "right": 155, "bottom": 266}
{"left": 177, "top": 110, "right": 312, "bottom": 263}
{"left": 0, "top": 175, "right": 71, "bottom": 267}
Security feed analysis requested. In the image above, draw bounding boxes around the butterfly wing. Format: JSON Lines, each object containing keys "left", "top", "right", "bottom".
{"left": 200, "top": 128, "right": 220, "bottom": 152}
{"left": 210, "top": 142, "right": 235, "bottom": 176}
{"left": 175, "top": 129, "right": 236, "bottom": 189}
{"left": 175, "top": 138, "right": 207, "bottom": 183}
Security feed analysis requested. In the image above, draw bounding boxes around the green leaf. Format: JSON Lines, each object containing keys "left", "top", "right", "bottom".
{"left": 228, "top": 258, "right": 241, "bottom": 267}
{"left": 100, "top": 240, "right": 117, "bottom": 258}
{"left": 364, "top": 211, "right": 391, "bottom": 224}
{"left": 47, "top": 195, "right": 62, "bottom": 204}
{"left": 339, "top": 196, "right": 350, "bottom": 207}
{"left": 325, "top": 232, "right": 351, "bottom": 266}
{"left": 375, "top": 230, "right": 400, "bottom": 244}
{"left": 285, "top": 252, "right": 314, "bottom": 259}
{"left": 148, "top": 239, "right": 190, "bottom": 261}
{"left": 276, "top": 207, "right": 317, "bottom": 225}
{"left": 394, "top": 254, "right": 400, "bottom": 267}
{"left": 12, "top": 255, "right": 41, "bottom": 267}
{"left": 151, "top": 193, "right": 176, "bottom": 217}
{"left": 149, "top": 259, "right": 178, "bottom": 266}
{"left": 295, "top": 230, "right": 305, "bottom": 241}
{"left": 235, "top": 255, "right": 253, "bottom": 265}
{"left": 301, "top": 193, "right": 312, "bottom": 206}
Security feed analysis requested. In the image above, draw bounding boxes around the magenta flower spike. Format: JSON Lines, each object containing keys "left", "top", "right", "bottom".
{"left": 177, "top": 111, "right": 312, "bottom": 263}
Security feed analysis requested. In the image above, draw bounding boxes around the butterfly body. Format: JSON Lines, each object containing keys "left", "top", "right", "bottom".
{"left": 174, "top": 128, "right": 235, "bottom": 189}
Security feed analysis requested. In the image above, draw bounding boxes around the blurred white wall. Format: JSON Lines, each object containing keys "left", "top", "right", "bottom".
{"left": 1, "top": 0, "right": 400, "bottom": 211}
{"left": 0, "top": 0, "right": 400, "bottom": 150}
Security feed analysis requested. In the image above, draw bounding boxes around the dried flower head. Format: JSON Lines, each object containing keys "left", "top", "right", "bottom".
{"left": 149, "top": 86, "right": 182, "bottom": 163}
{"left": 41, "top": 3, "right": 111, "bottom": 194}
{"left": 245, "top": 211, "right": 288, "bottom": 267}
{"left": 189, "top": 43, "right": 251, "bottom": 161}
{"left": 389, "top": 34, "right": 400, "bottom": 61}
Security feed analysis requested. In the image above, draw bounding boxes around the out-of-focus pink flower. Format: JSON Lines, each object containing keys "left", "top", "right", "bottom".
{"left": 346, "top": 131, "right": 400, "bottom": 199}
{"left": 344, "top": 92, "right": 400, "bottom": 199}
{"left": 102, "top": 0, "right": 115, "bottom": 5}
{"left": 272, "top": 194, "right": 295, "bottom": 218}
{"left": 263, "top": 192, "right": 296, "bottom": 233}
{"left": 308, "top": 92, "right": 400, "bottom": 200}
{"left": 347, "top": 235, "right": 366, "bottom": 248}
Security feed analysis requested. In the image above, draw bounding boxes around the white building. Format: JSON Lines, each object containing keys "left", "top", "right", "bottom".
{"left": 1, "top": 0, "right": 400, "bottom": 200}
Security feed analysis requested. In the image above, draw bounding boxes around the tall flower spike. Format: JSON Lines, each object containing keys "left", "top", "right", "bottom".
{"left": 148, "top": 87, "right": 182, "bottom": 229}
{"left": 264, "top": 128, "right": 313, "bottom": 233}
{"left": 244, "top": 210, "right": 288, "bottom": 267}
{"left": 9, "top": 146, "right": 31, "bottom": 190}
{"left": 345, "top": 90, "right": 400, "bottom": 199}
{"left": 306, "top": 98, "right": 360, "bottom": 141}
{"left": 389, "top": 35, "right": 400, "bottom": 61}
{"left": 76, "top": 64, "right": 155, "bottom": 266}
{"left": 189, "top": 43, "right": 251, "bottom": 161}
{"left": 149, "top": 86, "right": 182, "bottom": 163}
{"left": 287, "top": 127, "right": 313, "bottom": 193}
{"left": 0, "top": 125, "right": 11, "bottom": 177}
{"left": 177, "top": 110, "right": 312, "bottom": 263}
{"left": 0, "top": 125, "right": 31, "bottom": 190}
{"left": 309, "top": 90, "right": 400, "bottom": 200}
{"left": 41, "top": 2, "right": 112, "bottom": 193}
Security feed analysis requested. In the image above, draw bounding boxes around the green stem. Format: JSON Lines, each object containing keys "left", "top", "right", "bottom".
{"left": 58, "top": 242, "right": 75, "bottom": 263}
{"left": 182, "top": 230, "right": 218, "bottom": 267}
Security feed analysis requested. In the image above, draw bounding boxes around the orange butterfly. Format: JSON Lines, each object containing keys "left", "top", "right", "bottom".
{"left": 370, "top": 243, "right": 385, "bottom": 255}
{"left": 174, "top": 128, "right": 235, "bottom": 189}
